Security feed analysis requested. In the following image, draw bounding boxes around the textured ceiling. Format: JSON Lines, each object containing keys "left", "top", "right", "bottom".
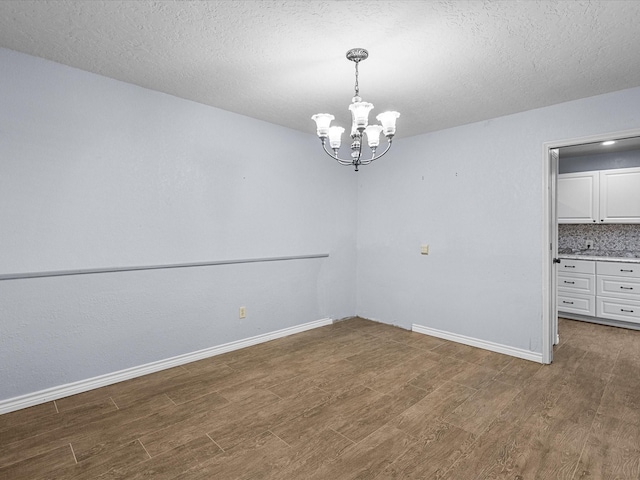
{"left": 1, "top": 0, "right": 640, "bottom": 138}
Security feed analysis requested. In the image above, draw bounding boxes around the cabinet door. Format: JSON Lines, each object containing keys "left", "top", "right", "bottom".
{"left": 557, "top": 172, "right": 599, "bottom": 223}
{"left": 558, "top": 273, "right": 595, "bottom": 295}
{"left": 596, "top": 296, "right": 640, "bottom": 323}
{"left": 599, "top": 167, "right": 640, "bottom": 223}
{"left": 558, "top": 292, "right": 596, "bottom": 316}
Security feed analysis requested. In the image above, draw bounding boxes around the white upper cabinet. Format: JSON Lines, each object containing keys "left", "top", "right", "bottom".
{"left": 558, "top": 167, "right": 640, "bottom": 224}
{"left": 599, "top": 168, "right": 640, "bottom": 223}
{"left": 557, "top": 172, "right": 599, "bottom": 223}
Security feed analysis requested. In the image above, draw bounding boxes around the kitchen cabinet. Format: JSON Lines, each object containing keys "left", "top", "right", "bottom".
{"left": 558, "top": 167, "right": 640, "bottom": 224}
{"left": 596, "top": 261, "right": 640, "bottom": 324}
{"left": 557, "top": 259, "right": 596, "bottom": 316}
{"left": 599, "top": 168, "right": 640, "bottom": 223}
{"left": 557, "top": 172, "right": 599, "bottom": 223}
{"left": 558, "top": 258, "right": 640, "bottom": 325}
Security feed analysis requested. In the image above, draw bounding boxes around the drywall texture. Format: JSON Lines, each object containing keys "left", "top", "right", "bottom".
{"left": 356, "top": 86, "right": 640, "bottom": 353}
{"left": 0, "top": 48, "right": 357, "bottom": 401}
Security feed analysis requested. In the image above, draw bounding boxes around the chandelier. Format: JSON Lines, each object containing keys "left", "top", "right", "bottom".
{"left": 311, "top": 48, "right": 400, "bottom": 171}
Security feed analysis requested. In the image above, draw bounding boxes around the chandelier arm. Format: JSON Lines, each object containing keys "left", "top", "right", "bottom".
{"left": 320, "top": 139, "right": 359, "bottom": 166}
{"left": 360, "top": 139, "right": 393, "bottom": 165}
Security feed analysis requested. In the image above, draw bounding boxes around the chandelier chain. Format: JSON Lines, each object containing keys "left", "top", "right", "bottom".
{"left": 354, "top": 61, "right": 360, "bottom": 98}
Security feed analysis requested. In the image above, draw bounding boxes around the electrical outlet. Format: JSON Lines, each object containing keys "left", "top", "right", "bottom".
{"left": 239, "top": 306, "right": 246, "bottom": 319}
{"left": 585, "top": 240, "right": 594, "bottom": 250}
{"left": 420, "top": 244, "right": 429, "bottom": 255}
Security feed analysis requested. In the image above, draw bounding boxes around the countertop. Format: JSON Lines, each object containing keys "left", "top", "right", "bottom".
{"left": 558, "top": 253, "right": 640, "bottom": 264}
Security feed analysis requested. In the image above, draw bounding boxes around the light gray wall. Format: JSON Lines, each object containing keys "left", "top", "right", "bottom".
{"left": 356, "top": 86, "right": 640, "bottom": 353}
{"left": 4, "top": 44, "right": 640, "bottom": 404}
{"left": 560, "top": 149, "right": 640, "bottom": 173}
{"left": 0, "top": 48, "right": 357, "bottom": 401}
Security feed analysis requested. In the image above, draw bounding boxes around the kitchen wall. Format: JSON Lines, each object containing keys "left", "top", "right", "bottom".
{"left": 0, "top": 48, "right": 357, "bottom": 405}
{"left": 560, "top": 148, "right": 640, "bottom": 173}
{"left": 356, "top": 85, "right": 640, "bottom": 355}
{"left": 558, "top": 224, "right": 640, "bottom": 254}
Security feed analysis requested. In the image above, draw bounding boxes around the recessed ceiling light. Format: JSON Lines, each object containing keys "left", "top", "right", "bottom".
{"left": 601, "top": 140, "right": 616, "bottom": 146}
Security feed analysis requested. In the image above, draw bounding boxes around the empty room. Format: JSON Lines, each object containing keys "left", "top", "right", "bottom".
{"left": 2, "top": 1, "right": 640, "bottom": 478}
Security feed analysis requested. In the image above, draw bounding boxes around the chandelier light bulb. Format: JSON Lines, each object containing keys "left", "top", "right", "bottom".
{"left": 311, "top": 113, "right": 334, "bottom": 137}
{"left": 376, "top": 111, "right": 401, "bottom": 137}
{"left": 328, "top": 126, "right": 345, "bottom": 149}
{"left": 364, "top": 125, "right": 384, "bottom": 148}
{"left": 311, "top": 48, "right": 399, "bottom": 171}
{"left": 349, "top": 101, "right": 374, "bottom": 130}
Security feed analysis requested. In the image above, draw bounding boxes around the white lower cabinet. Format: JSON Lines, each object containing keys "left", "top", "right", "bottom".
{"left": 558, "top": 292, "right": 596, "bottom": 316}
{"left": 559, "top": 259, "right": 640, "bottom": 325}
{"left": 596, "top": 261, "right": 640, "bottom": 324}
{"left": 557, "top": 259, "right": 596, "bottom": 316}
{"left": 596, "top": 297, "right": 640, "bottom": 323}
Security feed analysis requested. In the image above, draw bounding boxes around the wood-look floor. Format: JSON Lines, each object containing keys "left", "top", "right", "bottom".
{"left": 1, "top": 317, "right": 639, "bottom": 479}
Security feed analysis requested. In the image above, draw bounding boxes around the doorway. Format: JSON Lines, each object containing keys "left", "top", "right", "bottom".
{"left": 542, "top": 128, "right": 640, "bottom": 364}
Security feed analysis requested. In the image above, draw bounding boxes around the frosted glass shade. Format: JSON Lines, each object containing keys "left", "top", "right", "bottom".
{"left": 364, "top": 125, "right": 384, "bottom": 148}
{"left": 328, "top": 126, "right": 345, "bottom": 149}
{"left": 348, "top": 101, "right": 374, "bottom": 129}
{"left": 376, "top": 111, "right": 400, "bottom": 136}
{"left": 311, "top": 113, "right": 335, "bottom": 137}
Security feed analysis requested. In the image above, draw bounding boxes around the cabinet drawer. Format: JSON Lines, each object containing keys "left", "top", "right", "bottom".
{"left": 558, "top": 259, "right": 595, "bottom": 275}
{"left": 558, "top": 292, "right": 595, "bottom": 316}
{"left": 597, "top": 261, "right": 640, "bottom": 278}
{"left": 557, "top": 273, "right": 595, "bottom": 295}
{"left": 596, "top": 297, "right": 640, "bottom": 324}
{"left": 597, "top": 275, "right": 640, "bottom": 300}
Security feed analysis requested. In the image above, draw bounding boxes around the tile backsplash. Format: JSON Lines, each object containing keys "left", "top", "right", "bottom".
{"left": 558, "top": 224, "right": 640, "bottom": 254}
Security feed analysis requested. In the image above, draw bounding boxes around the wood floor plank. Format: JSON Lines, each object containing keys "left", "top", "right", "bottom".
{"left": 0, "top": 399, "right": 120, "bottom": 468}
{"left": 444, "top": 379, "right": 521, "bottom": 436}
{"left": 207, "top": 385, "right": 332, "bottom": 450}
{"left": 0, "top": 443, "right": 76, "bottom": 480}
{"left": 493, "top": 356, "right": 543, "bottom": 387}
{"left": 360, "top": 350, "right": 441, "bottom": 395}
{"left": 96, "top": 437, "right": 214, "bottom": 479}
{"left": 270, "top": 384, "right": 382, "bottom": 447}
{"left": 60, "top": 440, "right": 150, "bottom": 479}
{"left": 574, "top": 414, "right": 640, "bottom": 479}
{"left": 307, "top": 424, "right": 414, "bottom": 480}
{"left": 0, "top": 398, "right": 117, "bottom": 448}
{"left": 54, "top": 366, "right": 187, "bottom": 412}
{"left": 449, "top": 362, "right": 501, "bottom": 389}
{"left": 0, "top": 402, "right": 57, "bottom": 431}
{"left": 597, "top": 378, "right": 640, "bottom": 426}
{"left": 175, "top": 431, "right": 292, "bottom": 480}
{"left": 330, "top": 383, "right": 428, "bottom": 443}
{"left": 272, "top": 428, "right": 355, "bottom": 480}
{"left": 391, "top": 381, "right": 476, "bottom": 439}
{"left": 376, "top": 420, "right": 476, "bottom": 479}
{"left": 408, "top": 355, "right": 468, "bottom": 393}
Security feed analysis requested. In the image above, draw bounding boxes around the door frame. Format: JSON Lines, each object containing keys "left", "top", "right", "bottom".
{"left": 542, "top": 127, "right": 640, "bottom": 364}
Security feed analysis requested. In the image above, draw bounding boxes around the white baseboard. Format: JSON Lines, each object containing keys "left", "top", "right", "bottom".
{"left": 0, "top": 318, "right": 333, "bottom": 415}
{"left": 412, "top": 323, "right": 543, "bottom": 364}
